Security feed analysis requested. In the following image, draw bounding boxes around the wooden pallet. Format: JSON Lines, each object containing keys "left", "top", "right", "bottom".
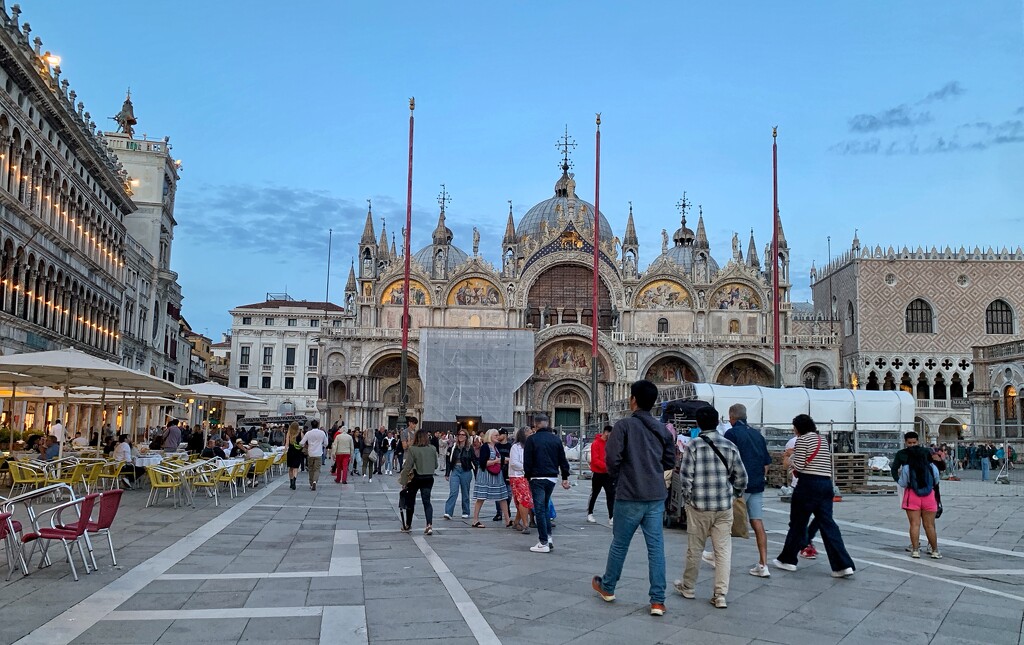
{"left": 847, "top": 485, "right": 897, "bottom": 495}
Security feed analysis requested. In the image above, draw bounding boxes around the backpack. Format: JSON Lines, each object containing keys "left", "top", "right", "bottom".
{"left": 908, "top": 465, "right": 934, "bottom": 497}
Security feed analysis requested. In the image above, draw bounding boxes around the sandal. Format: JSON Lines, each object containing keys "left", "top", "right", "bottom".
{"left": 400, "top": 525, "right": 411, "bottom": 533}
{"left": 425, "top": 526, "right": 433, "bottom": 535}
{"left": 506, "top": 520, "right": 514, "bottom": 528}
{"left": 471, "top": 522, "right": 486, "bottom": 528}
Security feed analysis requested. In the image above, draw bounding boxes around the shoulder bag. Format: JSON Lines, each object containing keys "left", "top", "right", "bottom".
{"left": 699, "top": 435, "right": 750, "bottom": 539}
{"left": 486, "top": 445, "right": 502, "bottom": 474}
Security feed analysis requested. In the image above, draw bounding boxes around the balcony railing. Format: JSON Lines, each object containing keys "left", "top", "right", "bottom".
{"left": 610, "top": 331, "right": 838, "bottom": 347}
{"left": 284, "top": 365, "right": 296, "bottom": 374}
{"left": 976, "top": 340, "right": 1024, "bottom": 361}
{"left": 319, "top": 327, "right": 421, "bottom": 340}
{"left": 916, "top": 398, "right": 970, "bottom": 410}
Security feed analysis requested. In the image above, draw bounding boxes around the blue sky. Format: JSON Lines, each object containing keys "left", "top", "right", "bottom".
{"left": 21, "top": 1, "right": 1024, "bottom": 338}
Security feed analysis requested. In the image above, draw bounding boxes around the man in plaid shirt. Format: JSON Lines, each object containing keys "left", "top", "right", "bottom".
{"left": 676, "top": 406, "right": 747, "bottom": 609}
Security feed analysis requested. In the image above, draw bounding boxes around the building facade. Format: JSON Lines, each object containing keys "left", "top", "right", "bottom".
{"left": 104, "top": 95, "right": 188, "bottom": 383}
{"left": 0, "top": 6, "right": 135, "bottom": 360}
{"left": 227, "top": 149, "right": 837, "bottom": 431}
{"left": 970, "top": 338, "right": 1024, "bottom": 439}
{"left": 811, "top": 236, "right": 1024, "bottom": 441}
{"left": 227, "top": 296, "right": 344, "bottom": 423}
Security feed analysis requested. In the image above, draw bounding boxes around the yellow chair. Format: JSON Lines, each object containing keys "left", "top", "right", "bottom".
{"left": 81, "top": 462, "right": 105, "bottom": 494}
{"left": 271, "top": 451, "right": 287, "bottom": 476}
{"left": 250, "top": 457, "right": 274, "bottom": 487}
{"left": 214, "top": 464, "right": 241, "bottom": 498}
{"left": 145, "top": 467, "right": 182, "bottom": 508}
{"left": 51, "top": 462, "right": 88, "bottom": 490}
{"left": 8, "top": 461, "right": 46, "bottom": 496}
{"left": 97, "top": 461, "right": 126, "bottom": 490}
{"left": 190, "top": 466, "right": 221, "bottom": 506}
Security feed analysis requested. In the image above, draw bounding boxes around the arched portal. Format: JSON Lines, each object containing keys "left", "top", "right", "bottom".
{"left": 327, "top": 380, "right": 346, "bottom": 403}
{"left": 526, "top": 264, "right": 613, "bottom": 329}
{"left": 715, "top": 359, "right": 773, "bottom": 386}
{"left": 938, "top": 416, "right": 963, "bottom": 443}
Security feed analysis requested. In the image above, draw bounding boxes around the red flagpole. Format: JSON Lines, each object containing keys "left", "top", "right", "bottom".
{"left": 398, "top": 98, "right": 415, "bottom": 430}
{"left": 772, "top": 127, "right": 781, "bottom": 388}
{"left": 591, "top": 114, "right": 601, "bottom": 427}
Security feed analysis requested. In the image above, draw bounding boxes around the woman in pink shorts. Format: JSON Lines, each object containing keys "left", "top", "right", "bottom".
{"left": 897, "top": 448, "right": 941, "bottom": 559}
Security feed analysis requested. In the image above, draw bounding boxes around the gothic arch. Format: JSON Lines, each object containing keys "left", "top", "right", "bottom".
{"left": 713, "top": 355, "right": 774, "bottom": 386}
{"left": 539, "top": 378, "right": 591, "bottom": 411}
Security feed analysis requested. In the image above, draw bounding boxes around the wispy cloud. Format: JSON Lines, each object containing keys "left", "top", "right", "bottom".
{"left": 832, "top": 81, "right": 1024, "bottom": 155}
{"left": 848, "top": 106, "right": 932, "bottom": 133}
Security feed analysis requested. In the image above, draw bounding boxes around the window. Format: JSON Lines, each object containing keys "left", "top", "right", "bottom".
{"left": 307, "top": 377, "right": 317, "bottom": 390}
{"left": 261, "top": 376, "right": 271, "bottom": 389}
{"left": 308, "top": 348, "right": 318, "bottom": 367}
{"left": 333, "top": 319, "right": 343, "bottom": 327}
{"left": 241, "top": 316, "right": 252, "bottom": 325}
{"left": 986, "top": 300, "right": 1014, "bottom": 334}
{"left": 905, "top": 299, "right": 934, "bottom": 333}
{"left": 238, "top": 375, "right": 248, "bottom": 389}
{"left": 239, "top": 346, "right": 250, "bottom": 365}
{"left": 657, "top": 318, "right": 669, "bottom": 334}
{"left": 262, "top": 346, "right": 273, "bottom": 365}
{"left": 287, "top": 318, "right": 297, "bottom": 327}
{"left": 265, "top": 317, "right": 274, "bottom": 326}
{"left": 310, "top": 319, "right": 319, "bottom": 327}
{"left": 845, "top": 301, "right": 855, "bottom": 336}
{"left": 285, "top": 347, "right": 296, "bottom": 366}
{"left": 284, "top": 376, "right": 294, "bottom": 390}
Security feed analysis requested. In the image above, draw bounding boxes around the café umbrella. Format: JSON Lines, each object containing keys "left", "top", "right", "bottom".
{"left": 0, "top": 348, "right": 185, "bottom": 458}
{"left": 1, "top": 370, "right": 47, "bottom": 452}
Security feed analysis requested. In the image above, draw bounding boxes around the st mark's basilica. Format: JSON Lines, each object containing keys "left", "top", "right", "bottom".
{"left": 278, "top": 142, "right": 841, "bottom": 431}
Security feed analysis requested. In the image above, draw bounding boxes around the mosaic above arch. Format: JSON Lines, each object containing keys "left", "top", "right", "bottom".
{"left": 645, "top": 356, "right": 698, "bottom": 385}
{"left": 535, "top": 340, "right": 606, "bottom": 380}
{"left": 381, "top": 279, "right": 430, "bottom": 306}
{"left": 710, "top": 283, "right": 761, "bottom": 310}
{"left": 635, "top": 280, "right": 690, "bottom": 309}
{"left": 448, "top": 278, "right": 502, "bottom": 307}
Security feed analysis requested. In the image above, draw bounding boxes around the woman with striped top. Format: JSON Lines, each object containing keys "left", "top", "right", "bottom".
{"left": 772, "top": 414, "right": 856, "bottom": 578}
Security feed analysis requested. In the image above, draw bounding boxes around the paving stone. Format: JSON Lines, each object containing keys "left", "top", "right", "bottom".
{"left": 239, "top": 616, "right": 322, "bottom": 641}
{"left": 154, "top": 618, "right": 247, "bottom": 643}
{"left": 71, "top": 619, "right": 173, "bottom": 644}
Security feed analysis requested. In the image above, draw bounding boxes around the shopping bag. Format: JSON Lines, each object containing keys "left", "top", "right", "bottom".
{"left": 731, "top": 496, "right": 750, "bottom": 538}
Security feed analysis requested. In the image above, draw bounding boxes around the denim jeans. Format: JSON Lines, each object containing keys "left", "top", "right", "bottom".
{"left": 351, "top": 450, "right": 362, "bottom": 473}
{"left": 384, "top": 450, "right": 395, "bottom": 472}
{"left": 529, "top": 479, "right": 556, "bottom": 544}
{"left": 445, "top": 466, "right": 472, "bottom": 516}
{"left": 777, "top": 474, "right": 855, "bottom": 572}
{"left": 981, "top": 458, "right": 990, "bottom": 481}
{"left": 599, "top": 499, "right": 666, "bottom": 604}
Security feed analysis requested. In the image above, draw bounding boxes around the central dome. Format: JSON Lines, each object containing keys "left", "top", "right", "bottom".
{"left": 516, "top": 172, "right": 613, "bottom": 241}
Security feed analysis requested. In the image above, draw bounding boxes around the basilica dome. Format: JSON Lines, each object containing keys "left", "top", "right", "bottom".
{"left": 413, "top": 244, "right": 469, "bottom": 274}
{"left": 658, "top": 244, "right": 719, "bottom": 275}
{"left": 516, "top": 171, "right": 614, "bottom": 241}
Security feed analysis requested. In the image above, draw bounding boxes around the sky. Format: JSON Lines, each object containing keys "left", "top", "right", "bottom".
{"left": 19, "top": 1, "right": 1024, "bottom": 339}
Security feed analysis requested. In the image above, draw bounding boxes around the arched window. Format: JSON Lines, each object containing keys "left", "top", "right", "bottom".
{"left": 905, "top": 299, "right": 933, "bottom": 333}
{"left": 985, "top": 300, "right": 1014, "bottom": 334}
{"left": 728, "top": 319, "right": 740, "bottom": 334}
{"left": 657, "top": 318, "right": 669, "bottom": 334}
{"left": 845, "top": 301, "right": 855, "bottom": 336}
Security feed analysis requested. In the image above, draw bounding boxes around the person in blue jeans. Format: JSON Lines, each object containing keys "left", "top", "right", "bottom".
{"left": 523, "top": 413, "right": 571, "bottom": 554}
{"left": 443, "top": 430, "right": 474, "bottom": 519}
{"left": 591, "top": 380, "right": 677, "bottom": 617}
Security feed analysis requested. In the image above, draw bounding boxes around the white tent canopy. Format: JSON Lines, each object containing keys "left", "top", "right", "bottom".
{"left": 185, "top": 381, "right": 266, "bottom": 404}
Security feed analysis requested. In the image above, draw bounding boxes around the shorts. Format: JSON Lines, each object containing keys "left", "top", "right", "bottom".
{"left": 902, "top": 489, "right": 938, "bottom": 512}
{"left": 743, "top": 491, "right": 764, "bottom": 521}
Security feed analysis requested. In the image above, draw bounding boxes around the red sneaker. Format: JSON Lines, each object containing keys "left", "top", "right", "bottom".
{"left": 800, "top": 546, "right": 818, "bottom": 559}
{"left": 650, "top": 602, "right": 666, "bottom": 616}
{"left": 592, "top": 576, "right": 615, "bottom": 602}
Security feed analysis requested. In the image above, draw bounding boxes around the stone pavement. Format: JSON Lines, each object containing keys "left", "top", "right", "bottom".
{"left": 3, "top": 467, "right": 1024, "bottom": 645}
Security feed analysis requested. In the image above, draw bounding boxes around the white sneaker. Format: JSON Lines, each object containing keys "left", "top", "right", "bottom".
{"left": 587, "top": 514, "right": 596, "bottom": 523}
{"left": 362, "top": 474, "right": 367, "bottom": 479}
{"left": 547, "top": 539, "right": 554, "bottom": 551}
{"left": 701, "top": 550, "right": 716, "bottom": 568}
{"left": 772, "top": 558, "right": 797, "bottom": 572}
{"left": 530, "top": 542, "right": 551, "bottom": 553}
{"left": 461, "top": 514, "right": 469, "bottom": 519}
{"left": 443, "top": 513, "right": 451, "bottom": 520}
{"left": 609, "top": 517, "right": 614, "bottom": 527}
{"left": 831, "top": 567, "right": 855, "bottom": 578}
{"left": 672, "top": 580, "right": 695, "bottom": 599}
{"left": 749, "top": 563, "right": 771, "bottom": 578}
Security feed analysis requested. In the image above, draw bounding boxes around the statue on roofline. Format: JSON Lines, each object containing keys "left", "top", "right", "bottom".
{"left": 112, "top": 90, "right": 137, "bottom": 138}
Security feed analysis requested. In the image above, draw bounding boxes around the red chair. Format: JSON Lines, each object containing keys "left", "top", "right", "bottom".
{"left": 0, "top": 512, "right": 23, "bottom": 580}
{"left": 61, "top": 488, "right": 123, "bottom": 569}
{"left": 21, "top": 492, "right": 99, "bottom": 581}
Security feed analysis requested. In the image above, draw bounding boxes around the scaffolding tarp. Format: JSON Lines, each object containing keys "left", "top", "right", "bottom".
{"left": 420, "top": 328, "right": 535, "bottom": 424}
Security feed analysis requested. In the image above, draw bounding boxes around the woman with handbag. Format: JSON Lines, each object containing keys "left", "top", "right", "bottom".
{"left": 363, "top": 430, "right": 379, "bottom": 482}
{"left": 508, "top": 427, "right": 534, "bottom": 533}
{"left": 773, "top": 415, "right": 856, "bottom": 578}
{"left": 469, "top": 429, "right": 511, "bottom": 528}
{"left": 351, "top": 429, "right": 364, "bottom": 477}
{"left": 285, "top": 422, "right": 304, "bottom": 491}
{"left": 444, "top": 430, "right": 474, "bottom": 519}
{"left": 399, "top": 429, "right": 438, "bottom": 534}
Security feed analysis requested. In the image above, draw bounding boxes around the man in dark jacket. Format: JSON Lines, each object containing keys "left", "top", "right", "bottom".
{"left": 523, "top": 413, "right": 570, "bottom": 554}
{"left": 724, "top": 403, "right": 772, "bottom": 577}
{"left": 592, "top": 379, "right": 676, "bottom": 617}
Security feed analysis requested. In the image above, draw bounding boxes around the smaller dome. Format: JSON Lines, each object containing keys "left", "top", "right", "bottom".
{"left": 657, "top": 245, "right": 720, "bottom": 277}
{"left": 673, "top": 223, "right": 695, "bottom": 246}
{"left": 413, "top": 244, "right": 469, "bottom": 275}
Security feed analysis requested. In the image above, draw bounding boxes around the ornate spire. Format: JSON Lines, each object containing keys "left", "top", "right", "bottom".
{"left": 672, "top": 192, "right": 695, "bottom": 246}
{"left": 345, "top": 261, "right": 357, "bottom": 292}
{"left": 360, "top": 199, "right": 376, "bottom": 245}
{"left": 502, "top": 200, "right": 517, "bottom": 246}
{"left": 747, "top": 229, "right": 760, "bottom": 268}
{"left": 390, "top": 233, "right": 397, "bottom": 259}
{"left": 553, "top": 127, "right": 577, "bottom": 198}
{"left": 776, "top": 208, "right": 788, "bottom": 249}
{"left": 623, "top": 201, "right": 638, "bottom": 247}
{"left": 694, "top": 205, "right": 709, "bottom": 249}
{"left": 852, "top": 228, "right": 860, "bottom": 252}
{"left": 432, "top": 184, "right": 454, "bottom": 245}
{"left": 377, "top": 217, "right": 389, "bottom": 260}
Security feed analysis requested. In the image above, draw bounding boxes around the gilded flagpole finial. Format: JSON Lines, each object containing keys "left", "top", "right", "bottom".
{"left": 772, "top": 126, "right": 777, "bottom": 139}
{"left": 409, "top": 97, "right": 415, "bottom": 112}
{"left": 596, "top": 112, "right": 601, "bottom": 128}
